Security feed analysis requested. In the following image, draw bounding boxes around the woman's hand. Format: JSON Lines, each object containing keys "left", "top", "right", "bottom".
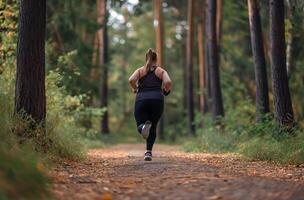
{"left": 163, "top": 89, "right": 170, "bottom": 96}
{"left": 133, "top": 88, "right": 138, "bottom": 93}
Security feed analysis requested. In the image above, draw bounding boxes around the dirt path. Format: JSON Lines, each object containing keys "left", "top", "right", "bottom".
{"left": 51, "top": 144, "right": 304, "bottom": 200}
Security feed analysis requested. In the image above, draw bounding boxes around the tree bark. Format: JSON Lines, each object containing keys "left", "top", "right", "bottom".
{"left": 269, "top": 0, "right": 294, "bottom": 127}
{"left": 206, "top": 0, "right": 224, "bottom": 122}
{"left": 286, "top": 0, "right": 295, "bottom": 78}
{"left": 182, "top": 31, "right": 187, "bottom": 114}
{"left": 198, "top": 0, "right": 207, "bottom": 117}
{"left": 186, "top": 0, "right": 195, "bottom": 136}
{"left": 263, "top": 31, "right": 271, "bottom": 64}
{"left": 92, "top": 32, "right": 99, "bottom": 67}
{"left": 216, "top": 0, "right": 223, "bottom": 115}
{"left": 205, "top": 9, "right": 212, "bottom": 111}
{"left": 154, "top": 0, "right": 164, "bottom": 68}
{"left": 97, "top": 0, "right": 109, "bottom": 134}
{"left": 15, "top": 0, "right": 46, "bottom": 124}
{"left": 216, "top": 0, "right": 222, "bottom": 47}
{"left": 121, "top": 12, "right": 128, "bottom": 117}
{"left": 216, "top": 0, "right": 223, "bottom": 94}
{"left": 247, "top": 0, "right": 270, "bottom": 122}
{"left": 154, "top": 0, "right": 165, "bottom": 140}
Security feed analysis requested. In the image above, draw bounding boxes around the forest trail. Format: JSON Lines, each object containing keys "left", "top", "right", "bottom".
{"left": 51, "top": 144, "right": 304, "bottom": 200}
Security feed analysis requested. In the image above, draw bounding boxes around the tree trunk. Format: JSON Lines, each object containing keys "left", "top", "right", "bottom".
{"left": 216, "top": 0, "right": 222, "bottom": 47}
{"left": 206, "top": 48, "right": 212, "bottom": 112}
{"left": 186, "top": 0, "right": 195, "bottom": 136}
{"left": 263, "top": 31, "right": 271, "bottom": 64}
{"left": 97, "top": 0, "right": 109, "bottom": 134}
{"left": 247, "top": 0, "right": 270, "bottom": 122}
{"left": 269, "top": 0, "right": 294, "bottom": 128}
{"left": 154, "top": 0, "right": 165, "bottom": 140}
{"left": 216, "top": 0, "right": 223, "bottom": 116}
{"left": 286, "top": 0, "right": 295, "bottom": 78}
{"left": 121, "top": 11, "right": 129, "bottom": 117}
{"left": 205, "top": 16, "right": 212, "bottom": 112}
{"left": 92, "top": 32, "right": 99, "bottom": 67}
{"left": 198, "top": 0, "right": 207, "bottom": 117}
{"left": 206, "top": 0, "right": 224, "bottom": 122}
{"left": 154, "top": 0, "right": 164, "bottom": 68}
{"left": 182, "top": 31, "right": 187, "bottom": 114}
{"left": 15, "top": 0, "right": 46, "bottom": 124}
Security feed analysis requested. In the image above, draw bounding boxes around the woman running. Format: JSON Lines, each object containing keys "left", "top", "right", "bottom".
{"left": 128, "top": 48, "right": 172, "bottom": 161}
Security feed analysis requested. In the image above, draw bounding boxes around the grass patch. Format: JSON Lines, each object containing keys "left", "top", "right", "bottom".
{"left": 182, "top": 100, "right": 304, "bottom": 165}
{"left": 239, "top": 133, "right": 304, "bottom": 165}
{"left": 0, "top": 147, "right": 50, "bottom": 200}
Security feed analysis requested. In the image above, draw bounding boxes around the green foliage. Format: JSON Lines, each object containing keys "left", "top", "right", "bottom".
{"left": 46, "top": 69, "right": 87, "bottom": 160}
{"left": 0, "top": 70, "right": 51, "bottom": 199}
{"left": 239, "top": 134, "right": 304, "bottom": 165}
{"left": 183, "top": 100, "right": 304, "bottom": 165}
{"left": 0, "top": 0, "right": 18, "bottom": 75}
{"left": 46, "top": 0, "right": 98, "bottom": 95}
{"left": 182, "top": 0, "right": 304, "bottom": 165}
{"left": 0, "top": 147, "right": 50, "bottom": 200}
{"left": 0, "top": 21, "right": 94, "bottom": 197}
{"left": 0, "top": 65, "right": 91, "bottom": 198}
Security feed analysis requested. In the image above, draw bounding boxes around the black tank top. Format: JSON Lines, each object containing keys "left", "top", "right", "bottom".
{"left": 136, "top": 67, "right": 164, "bottom": 101}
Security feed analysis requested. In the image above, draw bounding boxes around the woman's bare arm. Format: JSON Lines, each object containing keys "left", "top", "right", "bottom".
{"left": 128, "top": 69, "right": 140, "bottom": 90}
{"left": 162, "top": 70, "right": 172, "bottom": 92}
{"left": 156, "top": 67, "right": 172, "bottom": 92}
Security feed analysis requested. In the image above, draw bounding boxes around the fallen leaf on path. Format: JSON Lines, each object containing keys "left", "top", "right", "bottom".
{"left": 101, "top": 192, "right": 112, "bottom": 200}
{"left": 208, "top": 195, "right": 222, "bottom": 200}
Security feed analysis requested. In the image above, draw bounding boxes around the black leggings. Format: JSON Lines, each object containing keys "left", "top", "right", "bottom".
{"left": 134, "top": 99, "right": 164, "bottom": 151}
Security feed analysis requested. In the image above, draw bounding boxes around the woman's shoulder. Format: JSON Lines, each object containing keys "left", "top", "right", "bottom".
{"left": 137, "top": 66, "right": 146, "bottom": 71}
{"left": 154, "top": 66, "right": 166, "bottom": 79}
{"left": 155, "top": 66, "right": 167, "bottom": 74}
{"left": 137, "top": 66, "right": 147, "bottom": 79}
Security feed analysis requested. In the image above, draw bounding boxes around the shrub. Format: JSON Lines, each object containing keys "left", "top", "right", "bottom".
{"left": 183, "top": 99, "right": 304, "bottom": 165}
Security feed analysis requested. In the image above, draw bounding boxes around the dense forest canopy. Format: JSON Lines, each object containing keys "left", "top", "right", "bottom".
{"left": 1, "top": 0, "right": 304, "bottom": 145}
{"left": 61, "top": 1, "right": 299, "bottom": 126}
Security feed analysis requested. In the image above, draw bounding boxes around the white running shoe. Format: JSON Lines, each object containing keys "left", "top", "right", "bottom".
{"left": 141, "top": 121, "right": 152, "bottom": 140}
{"left": 144, "top": 151, "right": 152, "bottom": 161}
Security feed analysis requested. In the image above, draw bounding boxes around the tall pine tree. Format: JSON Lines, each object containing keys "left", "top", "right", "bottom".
{"left": 186, "top": 0, "right": 195, "bottom": 135}
{"left": 206, "top": 0, "right": 224, "bottom": 122}
{"left": 97, "top": 0, "right": 110, "bottom": 134}
{"left": 15, "top": 0, "right": 46, "bottom": 124}
{"left": 270, "top": 0, "right": 294, "bottom": 128}
{"left": 154, "top": 0, "right": 165, "bottom": 139}
{"left": 248, "top": 0, "right": 270, "bottom": 122}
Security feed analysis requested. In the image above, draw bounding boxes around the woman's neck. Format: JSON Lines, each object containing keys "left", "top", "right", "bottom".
{"left": 149, "top": 65, "right": 157, "bottom": 71}
{"left": 150, "top": 62, "right": 157, "bottom": 67}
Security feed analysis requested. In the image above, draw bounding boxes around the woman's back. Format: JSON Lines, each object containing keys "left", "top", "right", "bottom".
{"left": 138, "top": 67, "right": 162, "bottom": 92}
{"left": 136, "top": 67, "right": 163, "bottom": 101}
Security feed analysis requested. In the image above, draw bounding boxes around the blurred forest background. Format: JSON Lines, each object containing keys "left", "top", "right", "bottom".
{"left": 1, "top": 0, "right": 304, "bottom": 198}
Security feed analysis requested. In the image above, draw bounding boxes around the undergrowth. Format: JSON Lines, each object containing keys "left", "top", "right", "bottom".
{"left": 183, "top": 99, "right": 304, "bottom": 165}
{"left": 0, "top": 66, "right": 95, "bottom": 198}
